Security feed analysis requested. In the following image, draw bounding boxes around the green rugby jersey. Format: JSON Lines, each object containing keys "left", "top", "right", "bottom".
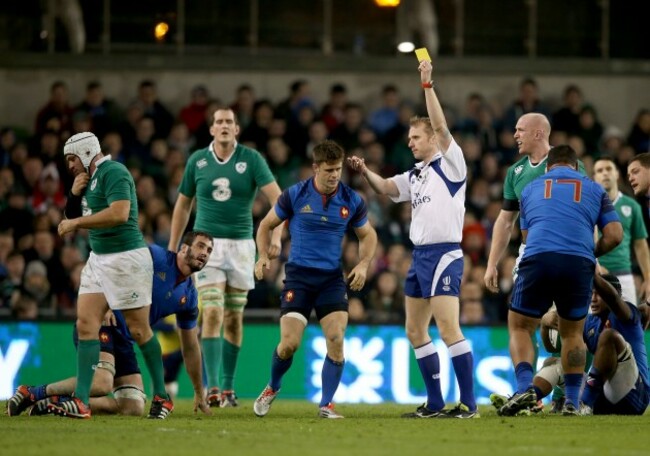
{"left": 503, "top": 155, "right": 586, "bottom": 210}
{"left": 81, "top": 156, "right": 146, "bottom": 254}
{"left": 179, "top": 143, "right": 275, "bottom": 239}
{"left": 598, "top": 192, "right": 647, "bottom": 274}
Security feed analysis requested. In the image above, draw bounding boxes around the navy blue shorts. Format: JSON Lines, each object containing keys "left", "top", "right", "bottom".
{"left": 280, "top": 263, "right": 348, "bottom": 321}
{"left": 593, "top": 375, "right": 650, "bottom": 415}
{"left": 510, "top": 252, "right": 595, "bottom": 320}
{"left": 404, "top": 243, "right": 463, "bottom": 298}
{"left": 163, "top": 350, "right": 184, "bottom": 383}
{"left": 73, "top": 325, "right": 141, "bottom": 379}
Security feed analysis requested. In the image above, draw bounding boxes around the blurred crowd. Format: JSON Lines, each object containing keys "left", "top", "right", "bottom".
{"left": 1, "top": 77, "right": 649, "bottom": 323}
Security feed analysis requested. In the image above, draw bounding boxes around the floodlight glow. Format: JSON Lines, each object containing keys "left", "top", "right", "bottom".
{"left": 397, "top": 41, "right": 415, "bottom": 53}
{"left": 154, "top": 22, "right": 169, "bottom": 41}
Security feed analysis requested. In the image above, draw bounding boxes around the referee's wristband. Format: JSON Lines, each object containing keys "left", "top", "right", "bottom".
{"left": 421, "top": 80, "right": 434, "bottom": 89}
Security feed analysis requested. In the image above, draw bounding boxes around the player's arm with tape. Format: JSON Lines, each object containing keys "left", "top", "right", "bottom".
{"left": 63, "top": 172, "right": 90, "bottom": 219}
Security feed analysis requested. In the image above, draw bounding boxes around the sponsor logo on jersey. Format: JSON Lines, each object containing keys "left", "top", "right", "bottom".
{"left": 321, "top": 216, "right": 328, "bottom": 222}
{"left": 340, "top": 206, "right": 349, "bottom": 219}
{"left": 411, "top": 192, "right": 431, "bottom": 209}
{"left": 442, "top": 275, "right": 451, "bottom": 292}
{"left": 157, "top": 272, "right": 166, "bottom": 281}
{"left": 285, "top": 290, "right": 294, "bottom": 302}
{"left": 514, "top": 165, "right": 524, "bottom": 175}
{"left": 180, "top": 296, "right": 187, "bottom": 306}
{"left": 621, "top": 205, "right": 632, "bottom": 217}
{"left": 90, "top": 179, "right": 97, "bottom": 191}
{"left": 235, "top": 162, "right": 247, "bottom": 174}
{"left": 197, "top": 158, "right": 208, "bottom": 169}
{"left": 99, "top": 331, "right": 110, "bottom": 343}
{"left": 300, "top": 204, "right": 313, "bottom": 213}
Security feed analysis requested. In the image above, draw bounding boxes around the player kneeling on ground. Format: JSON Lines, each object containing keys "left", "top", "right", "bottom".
{"left": 7, "top": 232, "right": 213, "bottom": 418}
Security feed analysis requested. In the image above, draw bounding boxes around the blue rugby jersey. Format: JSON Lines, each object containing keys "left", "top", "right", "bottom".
{"left": 275, "top": 177, "right": 368, "bottom": 270}
{"left": 583, "top": 303, "right": 649, "bottom": 389}
{"left": 115, "top": 244, "right": 199, "bottom": 338}
{"left": 520, "top": 167, "right": 619, "bottom": 262}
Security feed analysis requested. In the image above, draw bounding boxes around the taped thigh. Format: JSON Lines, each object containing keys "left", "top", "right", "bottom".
{"left": 225, "top": 292, "right": 247, "bottom": 312}
{"left": 96, "top": 360, "right": 116, "bottom": 377}
{"left": 199, "top": 287, "right": 225, "bottom": 308}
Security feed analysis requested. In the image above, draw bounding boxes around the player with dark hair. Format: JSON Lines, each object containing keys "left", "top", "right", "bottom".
{"left": 252, "top": 140, "right": 377, "bottom": 419}
{"left": 593, "top": 156, "right": 650, "bottom": 305}
{"left": 498, "top": 145, "right": 623, "bottom": 416}
{"left": 492, "top": 272, "right": 649, "bottom": 416}
{"left": 169, "top": 108, "right": 282, "bottom": 408}
{"left": 7, "top": 231, "right": 213, "bottom": 417}
{"left": 580, "top": 272, "right": 649, "bottom": 415}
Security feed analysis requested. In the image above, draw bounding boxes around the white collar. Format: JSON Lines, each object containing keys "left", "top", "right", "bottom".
{"left": 210, "top": 141, "right": 238, "bottom": 165}
{"left": 91, "top": 155, "right": 111, "bottom": 177}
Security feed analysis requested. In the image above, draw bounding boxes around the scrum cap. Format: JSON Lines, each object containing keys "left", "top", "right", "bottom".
{"left": 63, "top": 132, "right": 101, "bottom": 169}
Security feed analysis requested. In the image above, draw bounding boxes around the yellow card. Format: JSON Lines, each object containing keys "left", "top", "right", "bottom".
{"left": 415, "top": 48, "right": 431, "bottom": 62}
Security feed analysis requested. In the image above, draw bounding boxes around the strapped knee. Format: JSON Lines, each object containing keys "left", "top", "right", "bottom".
{"left": 113, "top": 384, "right": 147, "bottom": 403}
{"left": 225, "top": 292, "right": 247, "bottom": 312}
{"left": 199, "top": 287, "right": 225, "bottom": 308}
{"left": 96, "top": 360, "right": 116, "bottom": 376}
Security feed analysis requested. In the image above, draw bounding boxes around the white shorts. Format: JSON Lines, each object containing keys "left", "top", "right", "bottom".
{"left": 194, "top": 239, "right": 256, "bottom": 291}
{"left": 604, "top": 342, "right": 639, "bottom": 404}
{"left": 79, "top": 247, "right": 153, "bottom": 310}
{"left": 616, "top": 274, "right": 637, "bottom": 306}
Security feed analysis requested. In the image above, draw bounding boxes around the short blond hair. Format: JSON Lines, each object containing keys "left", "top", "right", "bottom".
{"left": 409, "top": 116, "right": 434, "bottom": 137}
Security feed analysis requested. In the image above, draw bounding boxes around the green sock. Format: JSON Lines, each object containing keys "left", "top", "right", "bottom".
{"left": 75, "top": 339, "right": 100, "bottom": 404}
{"left": 202, "top": 337, "right": 222, "bottom": 389}
{"left": 139, "top": 336, "right": 168, "bottom": 399}
{"left": 221, "top": 339, "right": 241, "bottom": 391}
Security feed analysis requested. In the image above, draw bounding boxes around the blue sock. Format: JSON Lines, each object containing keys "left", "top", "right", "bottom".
{"left": 414, "top": 342, "right": 445, "bottom": 411}
{"left": 564, "top": 373, "right": 583, "bottom": 407}
{"left": 449, "top": 339, "right": 477, "bottom": 411}
{"left": 533, "top": 385, "right": 544, "bottom": 401}
{"left": 30, "top": 384, "right": 48, "bottom": 401}
{"left": 269, "top": 349, "right": 293, "bottom": 391}
{"left": 580, "top": 367, "right": 603, "bottom": 407}
{"left": 514, "top": 362, "right": 534, "bottom": 394}
{"left": 319, "top": 356, "right": 344, "bottom": 407}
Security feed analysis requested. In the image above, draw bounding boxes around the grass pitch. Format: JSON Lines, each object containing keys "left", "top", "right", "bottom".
{"left": 2, "top": 400, "right": 648, "bottom": 456}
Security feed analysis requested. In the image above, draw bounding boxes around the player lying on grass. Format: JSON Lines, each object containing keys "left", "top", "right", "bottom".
{"left": 6, "top": 232, "right": 213, "bottom": 418}
{"left": 492, "top": 273, "right": 649, "bottom": 416}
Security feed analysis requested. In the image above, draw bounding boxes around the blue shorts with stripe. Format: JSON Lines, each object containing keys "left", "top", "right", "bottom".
{"left": 73, "top": 325, "right": 141, "bottom": 379}
{"left": 404, "top": 243, "right": 463, "bottom": 299}
{"left": 510, "top": 252, "right": 595, "bottom": 320}
{"left": 280, "top": 263, "right": 348, "bottom": 321}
